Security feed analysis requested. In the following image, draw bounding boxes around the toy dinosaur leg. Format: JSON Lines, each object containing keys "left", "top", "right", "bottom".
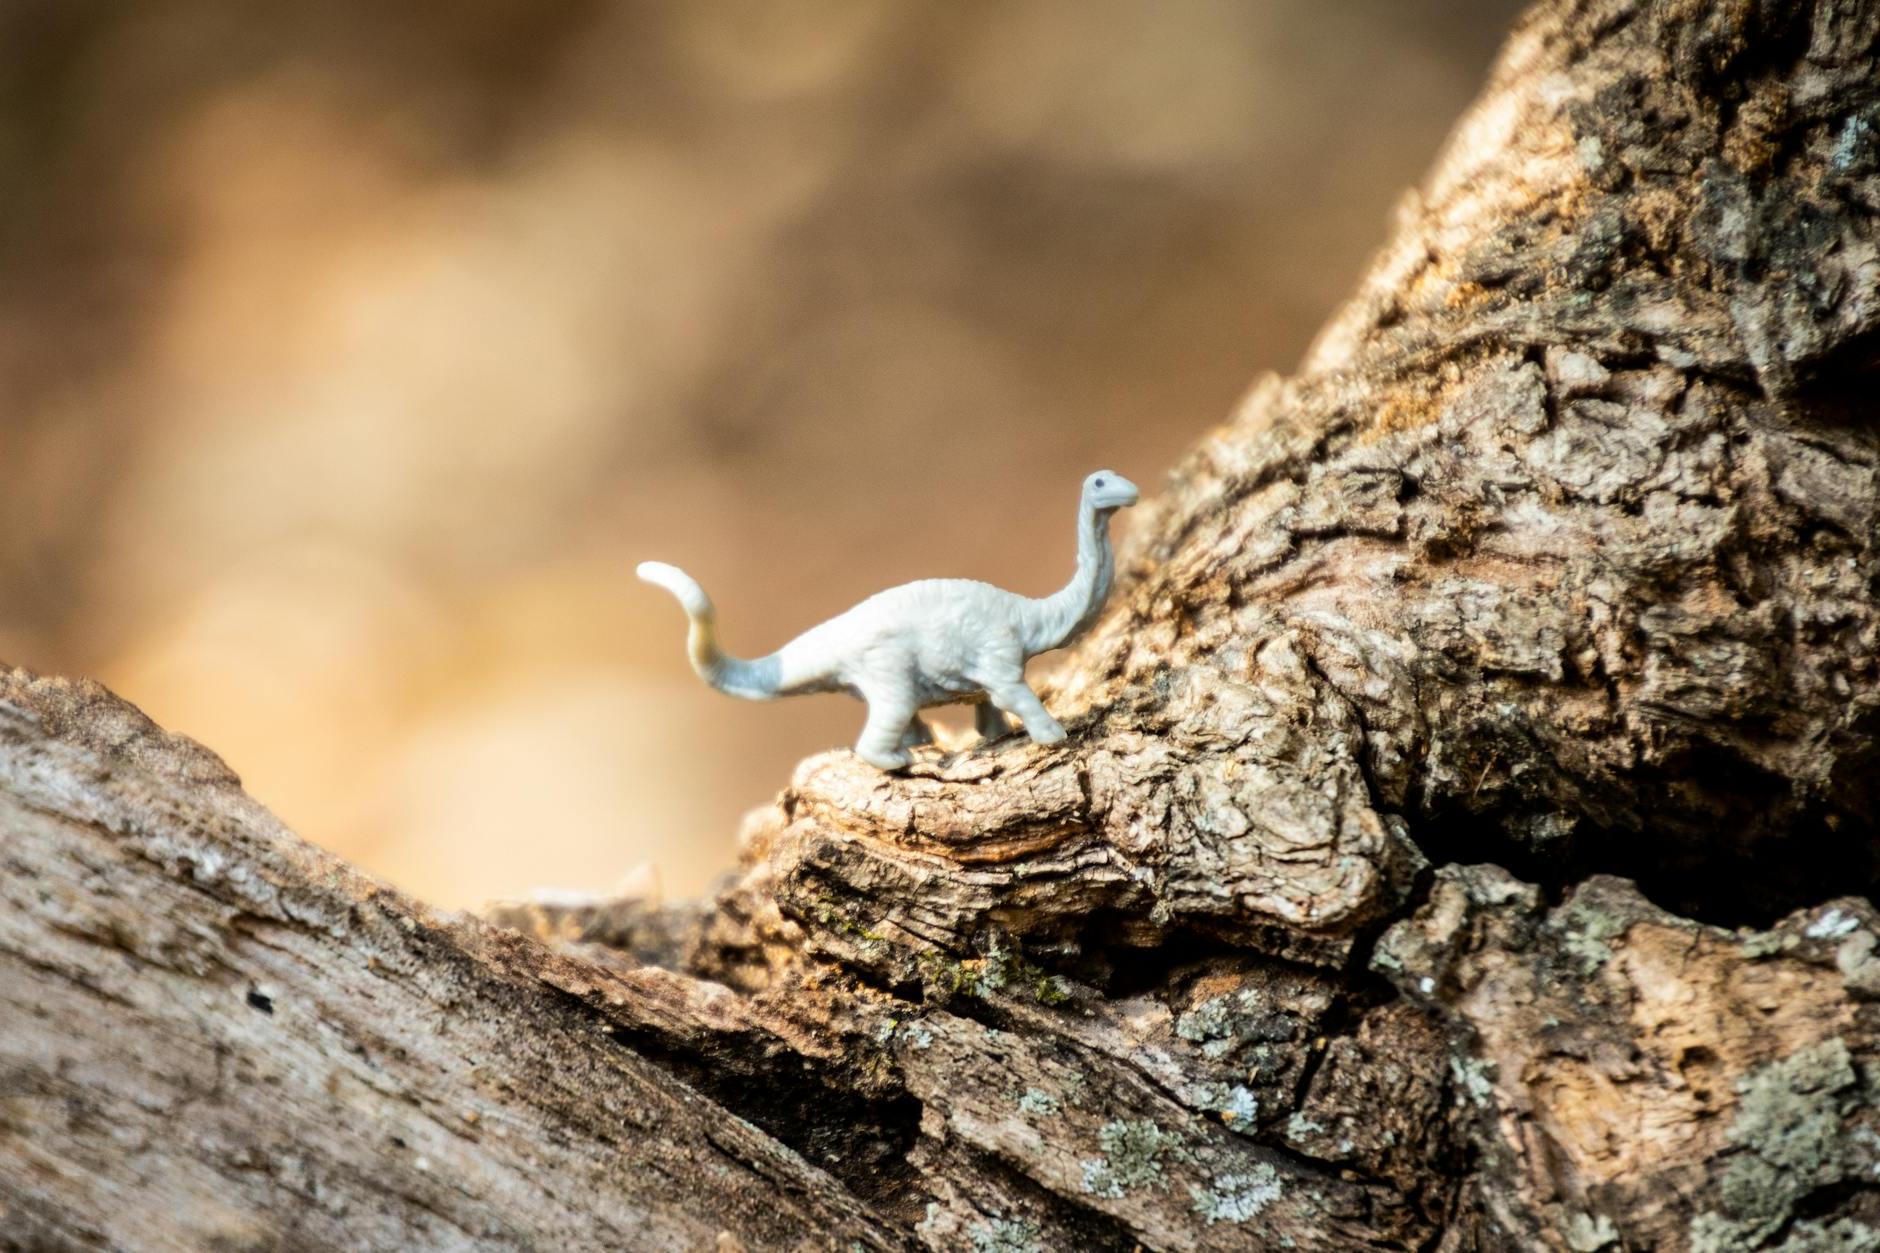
{"left": 855, "top": 686, "right": 918, "bottom": 770}
{"left": 973, "top": 700, "right": 1012, "bottom": 742}
{"left": 985, "top": 680, "right": 1066, "bottom": 747}
{"left": 898, "top": 716, "right": 935, "bottom": 751}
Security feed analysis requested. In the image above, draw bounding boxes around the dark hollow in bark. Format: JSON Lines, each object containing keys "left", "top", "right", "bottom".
{"left": 4, "top": 0, "right": 1879, "bottom": 1249}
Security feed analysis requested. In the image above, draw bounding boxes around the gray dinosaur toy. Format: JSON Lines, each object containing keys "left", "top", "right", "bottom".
{"left": 638, "top": 469, "right": 1140, "bottom": 770}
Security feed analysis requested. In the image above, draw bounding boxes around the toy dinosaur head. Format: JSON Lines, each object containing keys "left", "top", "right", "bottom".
{"left": 1083, "top": 470, "right": 1140, "bottom": 512}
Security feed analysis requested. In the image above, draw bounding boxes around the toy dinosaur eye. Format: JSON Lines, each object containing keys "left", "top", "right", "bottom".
{"left": 1094, "top": 477, "right": 1107, "bottom": 488}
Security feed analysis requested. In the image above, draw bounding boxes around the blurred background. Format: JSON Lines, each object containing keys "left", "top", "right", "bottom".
{"left": 0, "top": 0, "right": 1523, "bottom": 909}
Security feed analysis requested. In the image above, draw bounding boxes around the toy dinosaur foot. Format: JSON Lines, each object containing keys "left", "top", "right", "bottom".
{"left": 1025, "top": 719, "right": 1067, "bottom": 746}
{"left": 857, "top": 746, "right": 913, "bottom": 771}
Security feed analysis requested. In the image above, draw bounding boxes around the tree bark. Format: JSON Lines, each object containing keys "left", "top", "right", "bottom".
{"left": 6, "top": 0, "right": 1880, "bottom": 1249}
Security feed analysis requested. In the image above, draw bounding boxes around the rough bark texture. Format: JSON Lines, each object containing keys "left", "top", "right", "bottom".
{"left": 0, "top": 671, "right": 902, "bottom": 1252}
{"left": 6, "top": 0, "right": 1880, "bottom": 1249}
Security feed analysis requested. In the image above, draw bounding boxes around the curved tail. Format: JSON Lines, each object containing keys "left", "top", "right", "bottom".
{"left": 636, "top": 562, "right": 783, "bottom": 701}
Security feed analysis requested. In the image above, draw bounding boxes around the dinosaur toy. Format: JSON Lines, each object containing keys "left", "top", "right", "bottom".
{"left": 638, "top": 469, "right": 1140, "bottom": 771}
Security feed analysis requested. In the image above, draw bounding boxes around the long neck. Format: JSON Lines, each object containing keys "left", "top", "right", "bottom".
{"left": 1022, "top": 500, "right": 1114, "bottom": 655}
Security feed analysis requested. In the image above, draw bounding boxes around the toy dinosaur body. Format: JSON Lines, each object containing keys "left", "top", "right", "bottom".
{"left": 638, "top": 470, "right": 1139, "bottom": 770}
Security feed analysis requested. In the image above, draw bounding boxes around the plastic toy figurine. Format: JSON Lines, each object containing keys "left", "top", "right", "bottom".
{"left": 638, "top": 469, "right": 1140, "bottom": 770}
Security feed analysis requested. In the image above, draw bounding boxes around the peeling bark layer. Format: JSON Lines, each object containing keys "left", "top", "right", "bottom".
{"left": 1379, "top": 868, "right": 1880, "bottom": 1249}
{"left": 5, "top": 0, "right": 1880, "bottom": 1250}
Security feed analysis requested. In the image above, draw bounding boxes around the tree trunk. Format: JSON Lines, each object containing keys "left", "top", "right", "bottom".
{"left": 6, "top": 0, "right": 1879, "bottom": 1249}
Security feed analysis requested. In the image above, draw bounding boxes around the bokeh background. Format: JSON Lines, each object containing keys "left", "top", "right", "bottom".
{"left": 0, "top": 0, "right": 1524, "bottom": 908}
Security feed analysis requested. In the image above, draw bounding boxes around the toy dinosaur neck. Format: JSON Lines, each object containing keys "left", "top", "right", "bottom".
{"left": 1023, "top": 499, "right": 1114, "bottom": 655}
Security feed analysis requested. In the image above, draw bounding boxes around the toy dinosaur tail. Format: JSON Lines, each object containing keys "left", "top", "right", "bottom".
{"left": 636, "top": 562, "right": 783, "bottom": 701}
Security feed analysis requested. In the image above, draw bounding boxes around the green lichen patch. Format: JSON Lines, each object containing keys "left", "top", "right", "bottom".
{"left": 1285, "top": 1111, "right": 1325, "bottom": 1140}
{"left": 1724, "top": 1039, "right": 1857, "bottom": 1211}
{"left": 1563, "top": 1210, "right": 1619, "bottom": 1251}
{"left": 1079, "top": 1119, "right": 1184, "bottom": 1199}
{"left": 1182, "top": 1081, "right": 1259, "bottom": 1131}
{"left": 1832, "top": 110, "right": 1878, "bottom": 175}
{"left": 1693, "top": 1039, "right": 1866, "bottom": 1249}
{"left": 1449, "top": 1054, "right": 1496, "bottom": 1107}
{"left": 969, "top": 1216, "right": 1044, "bottom": 1253}
{"left": 918, "top": 938, "right": 1072, "bottom": 1006}
{"left": 1174, "top": 987, "right": 1285, "bottom": 1061}
{"left": 1556, "top": 898, "right": 1628, "bottom": 974}
{"left": 1016, "top": 1088, "right": 1059, "bottom": 1118}
{"left": 879, "top": 1008, "right": 940, "bottom": 1046}
{"left": 875, "top": 1015, "right": 935, "bottom": 1050}
{"left": 1216, "top": 1085, "right": 1260, "bottom": 1129}
{"left": 1190, "top": 1164, "right": 1283, "bottom": 1224}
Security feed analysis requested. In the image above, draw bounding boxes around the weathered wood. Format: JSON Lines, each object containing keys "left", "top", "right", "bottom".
{"left": 5, "top": 0, "right": 1880, "bottom": 1249}
{"left": 0, "top": 671, "right": 904, "bottom": 1252}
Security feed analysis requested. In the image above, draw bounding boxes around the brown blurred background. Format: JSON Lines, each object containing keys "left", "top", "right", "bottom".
{"left": 0, "top": 0, "right": 1522, "bottom": 909}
